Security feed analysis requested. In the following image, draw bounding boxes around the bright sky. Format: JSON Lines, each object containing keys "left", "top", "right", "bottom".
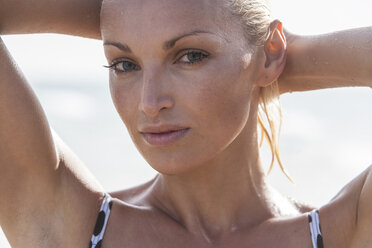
{"left": 271, "top": 0, "right": 372, "bottom": 34}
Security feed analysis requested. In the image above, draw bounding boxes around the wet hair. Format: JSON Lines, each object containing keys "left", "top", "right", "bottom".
{"left": 226, "top": 0, "right": 293, "bottom": 182}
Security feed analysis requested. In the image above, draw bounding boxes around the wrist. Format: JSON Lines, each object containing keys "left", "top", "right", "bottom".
{"left": 278, "top": 33, "right": 309, "bottom": 93}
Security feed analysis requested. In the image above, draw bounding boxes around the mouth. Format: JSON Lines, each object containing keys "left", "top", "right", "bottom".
{"left": 141, "top": 128, "right": 190, "bottom": 146}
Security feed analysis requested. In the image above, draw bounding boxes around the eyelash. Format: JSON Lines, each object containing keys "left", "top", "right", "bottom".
{"left": 104, "top": 49, "right": 209, "bottom": 74}
{"left": 177, "top": 49, "right": 209, "bottom": 65}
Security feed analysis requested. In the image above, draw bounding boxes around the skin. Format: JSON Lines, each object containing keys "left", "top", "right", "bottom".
{"left": 0, "top": 0, "right": 372, "bottom": 247}
{"left": 279, "top": 28, "right": 372, "bottom": 94}
{"left": 101, "top": 0, "right": 297, "bottom": 243}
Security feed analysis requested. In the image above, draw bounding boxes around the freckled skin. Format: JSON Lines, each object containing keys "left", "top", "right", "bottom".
{"left": 99, "top": 2, "right": 312, "bottom": 245}
{"left": 102, "top": 0, "right": 259, "bottom": 174}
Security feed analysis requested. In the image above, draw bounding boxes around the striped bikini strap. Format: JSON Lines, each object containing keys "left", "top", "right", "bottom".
{"left": 89, "top": 193, "right": 113, "bottom": 248}
{"left": 308, "top": 209, "right": 324, "bottom": 248}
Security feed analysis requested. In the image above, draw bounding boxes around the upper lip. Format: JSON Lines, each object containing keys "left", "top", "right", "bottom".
{"left": 139, "top": 124, "right": 189, "bottom": 134}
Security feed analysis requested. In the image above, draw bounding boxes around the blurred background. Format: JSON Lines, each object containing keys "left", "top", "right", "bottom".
{"left": 1, "top": 0, "right": 372, "bottom": 246}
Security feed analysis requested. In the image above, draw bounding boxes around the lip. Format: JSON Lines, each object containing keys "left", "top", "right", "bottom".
{"left": 141, "top": 128, "right": 190, "bottom": 146}
{"left": 140, "top": 124, "right": 188, "bottom": 134}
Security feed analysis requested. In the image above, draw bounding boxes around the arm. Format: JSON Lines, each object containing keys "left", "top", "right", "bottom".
{"left": 278, "top": 26, "right": 372, "bottom": 94}
{"left": 0, "top": 1, "right": 105, "bottom": 246}
{"left": 279, "top": 27, "right": 372, "bottom": 244}
{"left": 0, "top": 0, "right": 102, "bottom": 39}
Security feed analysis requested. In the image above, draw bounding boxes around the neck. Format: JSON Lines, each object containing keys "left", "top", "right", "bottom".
{"left": 148, "top": 98, "right": 297, "bottom": 243}
{"left": 152, "top": 151, "right": 271, "bottom": 237}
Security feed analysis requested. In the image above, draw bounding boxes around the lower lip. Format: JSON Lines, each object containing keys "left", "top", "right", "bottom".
{"left": 141, "top": 128, "right": 190, "bottom": 146}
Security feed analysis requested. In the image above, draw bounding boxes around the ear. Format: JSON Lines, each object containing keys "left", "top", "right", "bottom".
{"left": 255, "top": 20, "right": 287, "bottom": 87}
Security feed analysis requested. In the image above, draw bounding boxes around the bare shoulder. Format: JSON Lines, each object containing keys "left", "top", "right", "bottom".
{"left": 349, "top": 164, "right": 372, "bottom": 246}
{"left": 318, "top": 164, "right": 371, "bottom": 248}
{"left": 104, "top": 169, "right": 372, "bottom": 247}
{"left": 108, "top": 177, "right": 157, "bottom": 204}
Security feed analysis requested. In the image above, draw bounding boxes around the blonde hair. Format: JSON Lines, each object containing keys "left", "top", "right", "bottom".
{"left": 226, "top": 0, "right": 293, "bottom": 182}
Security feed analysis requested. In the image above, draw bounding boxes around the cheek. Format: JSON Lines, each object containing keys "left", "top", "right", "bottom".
{"left": 183, "top": 61, "right": 253, "bottom": 141}
{"left": 107, "top": 59, "right": 254, "bottom": 174}
{"left": 109, "top": 75, "right": 138, "bottom": 133}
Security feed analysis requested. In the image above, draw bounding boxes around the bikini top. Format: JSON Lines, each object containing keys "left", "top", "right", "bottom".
{"left": 89, "top": 193, "right": 324, "bottom": 248}
{"left": 89, "top": 193, "right": 113, "bottom": 248}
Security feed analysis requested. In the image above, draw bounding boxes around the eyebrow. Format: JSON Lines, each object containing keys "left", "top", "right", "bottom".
{"left": 103, "top": 30, "right": 217, "bottom": 53}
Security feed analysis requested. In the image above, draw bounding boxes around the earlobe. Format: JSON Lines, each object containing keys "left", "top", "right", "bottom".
{"left": 256, "top": 20, "right": 287, "bottom": 87}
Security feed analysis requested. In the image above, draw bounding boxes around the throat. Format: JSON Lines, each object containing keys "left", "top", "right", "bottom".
{"left": 149, "top": 172, "right": 300, "bottom": 242}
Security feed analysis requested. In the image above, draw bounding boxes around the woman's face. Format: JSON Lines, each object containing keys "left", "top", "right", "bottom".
{"left": 101, "top": 0, "right": 261, "bottom": 174}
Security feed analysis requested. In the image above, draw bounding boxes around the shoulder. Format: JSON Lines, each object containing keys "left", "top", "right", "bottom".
{"left": 103, "top": 180, "right": 189, "bottom": 247}
{"left": 350, "top": 164, "right": 372, "bottom": 246}
{"left": 108, "top": 176, "right": 157, "bottom": 203}
{"left": 318, "top": 164, "right": 371, "bottom": 247}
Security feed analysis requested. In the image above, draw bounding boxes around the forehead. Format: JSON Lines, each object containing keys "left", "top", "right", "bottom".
{"left": 101, "top": 0, "right": 239, "bottom": 42}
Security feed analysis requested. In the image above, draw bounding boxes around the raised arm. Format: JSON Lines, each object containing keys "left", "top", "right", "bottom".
{"left": 0, "top": 1, "right": 106, "bottom": 246}
{"left": 0, "top": 0, "right": 102, "bottom": 39}
{"left": 278, "top": 26, "right": 372, "bottom": 94}
{"left": 278, "top": 26, "right": 372, "bottom": 245}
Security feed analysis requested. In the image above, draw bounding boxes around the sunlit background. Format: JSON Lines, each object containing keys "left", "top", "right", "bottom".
{"left": 1, "top": 0, "right": 372, "bottom": 246}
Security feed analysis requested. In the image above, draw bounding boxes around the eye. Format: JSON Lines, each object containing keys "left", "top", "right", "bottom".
{"left": 104, "top": 59, "right": 140, "bottom": 73}
{"left": 177, "top": 50, "right": 209, "bottom": 65}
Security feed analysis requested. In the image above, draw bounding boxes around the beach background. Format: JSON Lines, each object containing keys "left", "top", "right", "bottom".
{"left": 1, "top": 0, "right": 372, "bottom": 246}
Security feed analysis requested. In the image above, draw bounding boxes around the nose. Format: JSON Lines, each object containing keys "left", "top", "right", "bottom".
{"left": 138, "top": 71, "right": 173, "bottom": 118}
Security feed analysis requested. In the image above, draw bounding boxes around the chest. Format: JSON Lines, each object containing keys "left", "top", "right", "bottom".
{"left": 100, "top": 211, "right": 315, "bottom": 248}
{"left": 101, "top": 229, "right": 315, "bottom": 248}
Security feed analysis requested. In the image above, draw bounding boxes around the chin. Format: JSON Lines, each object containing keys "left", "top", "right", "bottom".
{"left": 130, "top": 128, "right": 235, "bottom": 175}
{"left": 135, "top": 142, "right": 213, "bottom": 175}
{"left": 141, "top": 149, "right": 200, "bottom": 175}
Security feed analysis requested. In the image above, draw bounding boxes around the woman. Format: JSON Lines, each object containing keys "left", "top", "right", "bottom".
{"left": 0, "top": 0, "right": 371, "bottom": 247}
